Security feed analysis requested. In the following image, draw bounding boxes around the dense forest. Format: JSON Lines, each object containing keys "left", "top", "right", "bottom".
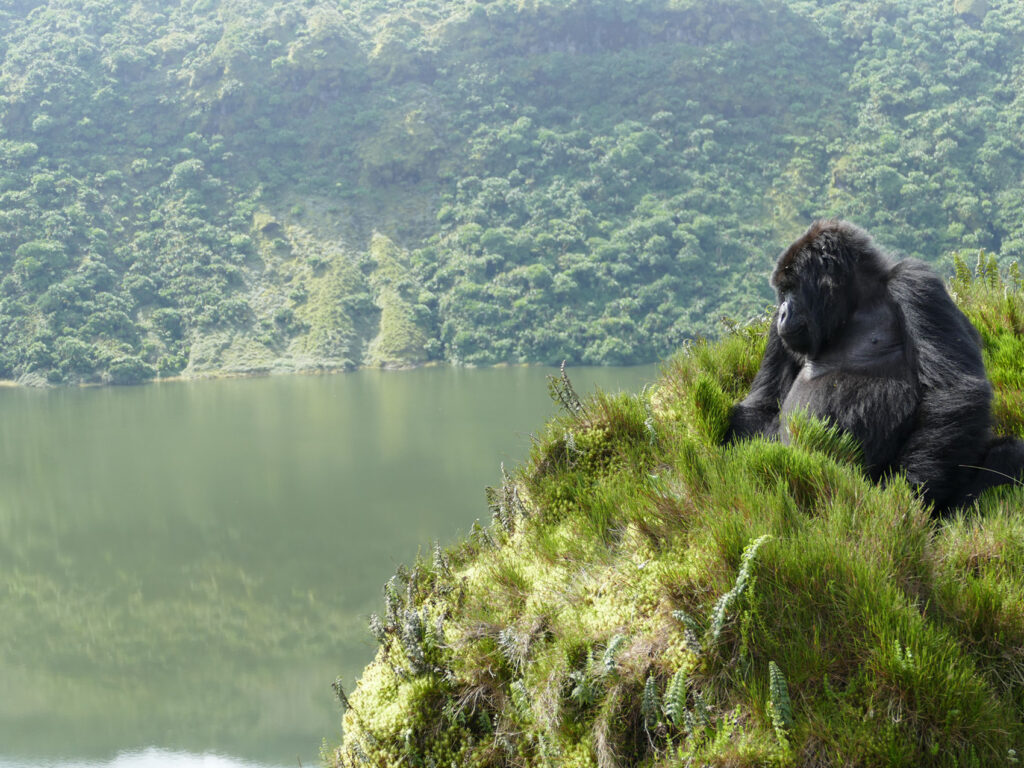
{"left": 0, "top": 0, "right": 1020, "bottom": 384}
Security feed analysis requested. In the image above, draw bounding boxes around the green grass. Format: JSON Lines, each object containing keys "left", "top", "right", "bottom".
{"left": 328, "top": 261, "right": 1024, "bottom": 768}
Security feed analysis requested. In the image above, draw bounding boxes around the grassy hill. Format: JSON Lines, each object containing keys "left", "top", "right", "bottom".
{"left": 3, "top": 0, "right": 1024, "bottom": 383}
{"left": 326, "top": 260, "right": 1024, "bottom": 767}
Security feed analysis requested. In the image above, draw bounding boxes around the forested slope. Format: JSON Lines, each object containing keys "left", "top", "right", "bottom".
{"left": 1, "top": 0, "right": 1021, "bottom": 384}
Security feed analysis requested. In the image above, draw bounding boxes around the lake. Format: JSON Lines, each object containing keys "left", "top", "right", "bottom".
{"left": 0, "top": 365, "right": 657, "bottom": 768}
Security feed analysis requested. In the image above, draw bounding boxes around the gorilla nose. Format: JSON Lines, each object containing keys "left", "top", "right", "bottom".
{"left": 777, "top": 299, "right": 808, "bottom": 351}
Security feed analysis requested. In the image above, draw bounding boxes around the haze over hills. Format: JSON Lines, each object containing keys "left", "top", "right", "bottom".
{"left": 0, "top": 0, "right": 1019, "bottom": 384}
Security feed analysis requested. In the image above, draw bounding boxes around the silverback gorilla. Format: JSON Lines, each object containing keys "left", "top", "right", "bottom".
{"left": 726, "top": 219, "right": 1024, "bottom": 512}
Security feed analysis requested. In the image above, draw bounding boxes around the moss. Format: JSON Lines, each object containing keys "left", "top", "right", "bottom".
{"left": 330, "top": 265, "right": 1024, "bottom": 767}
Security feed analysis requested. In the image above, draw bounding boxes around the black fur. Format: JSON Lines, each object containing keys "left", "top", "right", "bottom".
{"left": 726, "top": 219, "right": 1024, "bottom": 512}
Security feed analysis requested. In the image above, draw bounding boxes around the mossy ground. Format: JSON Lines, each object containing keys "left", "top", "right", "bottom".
{"left": 328, "top": 260, "right": 1024, "bottom": 768}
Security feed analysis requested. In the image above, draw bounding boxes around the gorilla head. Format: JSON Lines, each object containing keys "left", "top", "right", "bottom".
{"left": 769, "top": 221, "right": 885, "bottom": 358}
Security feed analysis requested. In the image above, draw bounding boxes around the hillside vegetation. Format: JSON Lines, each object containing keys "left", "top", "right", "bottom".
{"left": 328, "top": 259, "right": 1024, "bottom": 767}
{"left": 2, "top": 0, "right": 1024, "bottom": 383}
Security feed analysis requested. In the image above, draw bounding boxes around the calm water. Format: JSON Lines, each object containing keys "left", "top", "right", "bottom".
{"left": 0, "top": 365, "right": 657, "bottom": 768}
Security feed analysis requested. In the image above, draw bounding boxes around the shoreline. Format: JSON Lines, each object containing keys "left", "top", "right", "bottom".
{"left": 0, "top": 359, "right": 657, "bottom": 390}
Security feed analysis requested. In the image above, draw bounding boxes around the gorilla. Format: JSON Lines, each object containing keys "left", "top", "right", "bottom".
{"left": 727, "top": 219, "right": 1024, "bottom": 512}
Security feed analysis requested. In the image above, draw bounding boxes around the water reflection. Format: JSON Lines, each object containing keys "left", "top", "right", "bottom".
{"left": 0, "top": 365, "right": 657, "bottom": 766}
{"left": 0, "top": 748, "right": 289, "bottom": 768}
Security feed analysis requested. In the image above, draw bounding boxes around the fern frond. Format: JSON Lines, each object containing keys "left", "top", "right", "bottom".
{"left": 952, "top": 251, "right": 972, "bottom": 291}
{"left": 673, "top": 609, "right": 703, "bottom": 653}
{"left": 602, "top": 634, "right": 627, "bottom": 674}
{"left": 707, "top": 534, "right": 771, "bottom": 646}
{"left": 510, "top": 678, "right": 532, "bottom": 722}
{"left": 663, "top": 668, "right": 688, "bottom": 727}
{"left": 547, "top": 360, "right": 584, "bottom": 416}
{"left": 641, "top": 673, "right": 660, "bottom": 728}
{"left": 768, "top": 660, "right": 793, "bottom": 746}
{"left": 369, "top": 613, "right": 387, "bottom": 644}
{"left": 400, "top": 608, "right": 427, "bottom": 674}
{"left": 692, "top": 689, "right": 711, "bottom": 728}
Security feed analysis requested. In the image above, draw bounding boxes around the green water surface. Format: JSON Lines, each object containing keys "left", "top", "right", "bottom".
{"left": 0, "top": 365, "right": 657, "bottom": 767}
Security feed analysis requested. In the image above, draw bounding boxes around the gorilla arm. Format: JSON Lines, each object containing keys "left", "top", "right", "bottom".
{"left": 887, "top": 259, "right": 993, "bottom": 509}
{"left": 725, "top": 316, "right": 801, "bottom": 442}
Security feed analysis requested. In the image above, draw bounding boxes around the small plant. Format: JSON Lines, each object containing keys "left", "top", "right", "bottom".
{"left": 641, "top": 673, "right": 660, "bottom": 731}
{"left": 952, "top": 251, "right": 973, "bottom": 292}
{"left": 692, "top": 689, "right": 711, "bottom": 728}
{"left": 976, "top": 250, "right": 1000, "bottom": 288}
{"left": 568, "top": 652, "right": 601, "bottom": 708}
{"left": 383, "top": 576, "right": 402, "bottom": 626}
{"left": 672, "top": 609, "right": 703, "bottom": 654}
{"left": 547, "top": 360, "right": 584, "bottom": 417}
{"left": 470, "top": 519, "right": 496, "bottom": 549}
{"left": 640, "top": 387, "right": 658, "bottom": 444}
{"left": 332, "top": 677, "right": 351, "bottom": 711}
{"left": 510, "top": 678, "right": 532, "bottom": 722}
{"left": 563, "top": 430, "right": 581, "bottom": 463}
{"left": 1009, "top": 261, "right": 1023, "bottom": 292}
{"left": 663, "top": 668, "right": 689, "bottom": 729}
{"left": 432, "top": 542, "right": 451, "bottom": 577}
{"left": 368, "top": 613, "right": 387, "bottom": 644}
{"left": 768, "top": 661, "right": 793, "bottom": 749}
{"left": 497, "top": 626, "right": 530, "bottom": 673}
{"left": 602, "top": 634, "right": 627, "bottom": 674}
{"left": 400, "top": 608, "right": 428, "bottom": 675}
{"left": 486, "top": 463, "right": 527, "bottom": 533}
{"left": 707, "top": 534, "right": 771, "bottom": 647}
{"left": 892, "top": 639, "right": 915, "bottom": 672}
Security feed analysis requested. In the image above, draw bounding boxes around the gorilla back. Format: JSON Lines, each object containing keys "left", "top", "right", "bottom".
{"left": 727, "top": 219, "right": 1024, "bottom": 512}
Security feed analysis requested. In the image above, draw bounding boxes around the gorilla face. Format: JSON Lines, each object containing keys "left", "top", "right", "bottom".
{"left": 775, "top": 283, "right": 816, "bottom": 355}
